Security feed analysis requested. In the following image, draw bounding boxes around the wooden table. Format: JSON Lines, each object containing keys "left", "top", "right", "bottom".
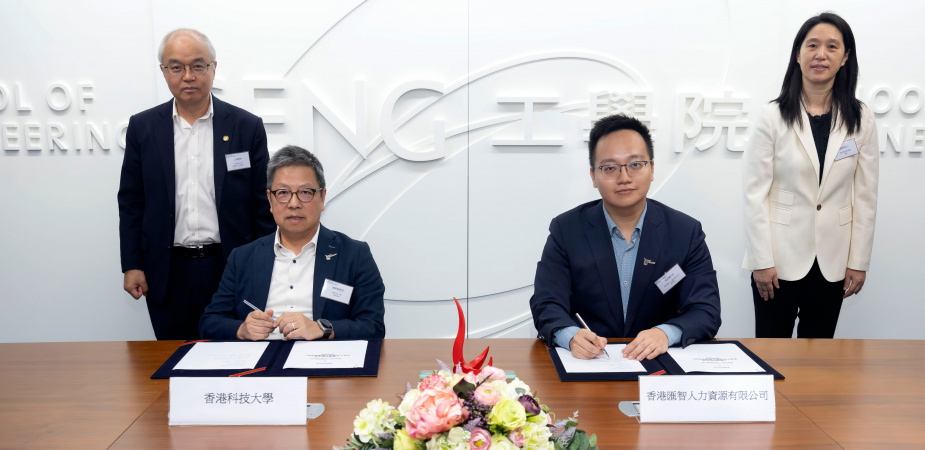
{"left": 1, "top": 338, "right": 922, "bottom": 449}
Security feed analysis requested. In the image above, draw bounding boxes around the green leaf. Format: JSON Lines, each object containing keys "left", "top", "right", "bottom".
{"left": 567, "top": 430, "right": 590, "bottom": 450}
{"left": 453, "top": 380, "right": 477, "bottom": 398}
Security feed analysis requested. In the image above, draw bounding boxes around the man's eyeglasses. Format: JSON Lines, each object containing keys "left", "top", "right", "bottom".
{"left": 160, "top": 62, "right": 215, "bottom": 77}
{"left": 596, "top": 160, "right": 652, "bottom": 176}
{"left": 270, "top": 188, "right": 323, "bottom": 204}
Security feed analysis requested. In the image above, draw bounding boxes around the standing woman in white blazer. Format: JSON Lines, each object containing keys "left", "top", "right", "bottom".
{"left": 743, "top": 12, "right": 878, "bottom": 338}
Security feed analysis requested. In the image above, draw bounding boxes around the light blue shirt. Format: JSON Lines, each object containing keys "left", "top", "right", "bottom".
{"left": 554, "top": 202, "right": 682, "bottom": 350}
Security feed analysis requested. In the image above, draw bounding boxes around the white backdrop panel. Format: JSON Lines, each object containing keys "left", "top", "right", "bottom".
{"left": 1, "top": 0, "right": 923, "bottom": 342}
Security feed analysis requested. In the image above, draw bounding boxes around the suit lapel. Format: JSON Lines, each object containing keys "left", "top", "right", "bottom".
{"left": 818, "top": 117, "right": 849, "bottom": 194}
{"left": 795, "top": 108, "right": 821, "bottom": 182}
{"left": 313, "top": 225, "right": 338, "bottom": 319}
{"left": 155, "top": 101, "right": 176, "bottom": 212}
{"left": 582, "top": 203, "right": 625, "bottom": 335}
{"left": 253, "top": 235, "right": 275, "bottom": 309}
{"left": 624, "top": 200, "right": 663, "bottom": 334}
{"left": 212, "top": 96, "right": 232, "bottom": 214}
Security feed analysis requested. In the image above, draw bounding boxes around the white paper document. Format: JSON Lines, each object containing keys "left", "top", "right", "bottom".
{"left": 555, "top": 344, "right": 646, "bottom": 373}
{"left": 284, "top": 340, "right": 368, "bottom": 369}
{"left": 173, "top": 341, "right": 269, "bottom": 371}
{"left": 667, "top": 344, "right": 764, "bottom": 373}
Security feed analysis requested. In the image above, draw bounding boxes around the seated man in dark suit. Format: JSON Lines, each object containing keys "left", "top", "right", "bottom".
{"left": 530, "top": 114, "right": 721, "bottom": 360}
{"left": 200, "top": 145, "right": 385, "bottom": 340}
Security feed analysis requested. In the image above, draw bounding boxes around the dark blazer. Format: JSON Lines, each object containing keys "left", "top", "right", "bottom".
{"left": 199, "top": 226, "right": 386, "bottom": 340}
{"left": 117, "top": 96, "right": 275, "bottom": 305}
{"left": 529, "top": 199, "right": 721, "bottom": 347}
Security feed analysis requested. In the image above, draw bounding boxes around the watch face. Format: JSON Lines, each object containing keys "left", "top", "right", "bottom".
{"left": 319, "top": 319, "right": 333, "bottom": 330}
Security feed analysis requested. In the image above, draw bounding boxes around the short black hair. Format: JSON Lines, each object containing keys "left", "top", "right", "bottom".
{"left": 267, "top": 145, "right": 326, "bottom": 189}
{"left": 587, "top": 114, "right": 654, "bottom": 167}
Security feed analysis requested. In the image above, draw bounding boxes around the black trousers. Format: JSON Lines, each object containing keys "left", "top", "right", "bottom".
{"left": 752, "top": 260, "right": 845, "bottom": 338}
{"left": 146, "top": 251, "right": 225, "bottom": 340}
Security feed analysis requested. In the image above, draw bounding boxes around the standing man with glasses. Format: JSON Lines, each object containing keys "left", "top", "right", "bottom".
{"left": 529, "top": 114, "right": 721, "bottom": 360}
{"left": 118, "top": 28, "right": 274, "bottom": 340}
{"left": 199, "top": 146, "right": 386, "bottom": 341}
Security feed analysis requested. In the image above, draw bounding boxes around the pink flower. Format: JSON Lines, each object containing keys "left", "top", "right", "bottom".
{"left": 404, "top": 387, "right": 469, "bottom": 439}
{"left": 464, "top": 366, "right": 507, "bottom": 384}
{"left": 480, "top": 366, "right": 506, "bottom": 381}
{"left": 418, "top": 374, "right": 446, "bottom": 391}
{"left": 469, "top": 428, "right": 491, "bottom": 449}
{"left": 508, "top": 428, "right": 526, "bottom": 447}
{"left": 473, "top": 384, "right": 500, "bottom": 406}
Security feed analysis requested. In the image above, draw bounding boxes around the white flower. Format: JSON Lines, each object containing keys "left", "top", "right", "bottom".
{"left": 523, "top": 421, "right": 553, "bottom": 446}
{"left": 398, "top": 388, "right": 420, "bottom": 416}
{"left": 352, "top": 399, "right": 397, "bottom": 443}
{"left": 446, "top": 426, "right": 470, "bottom": 445}
{"left": 425, "top": 431, "right": 469, "bottom": 450}
{"left": 507, "top": 378, "right": 532, "bottom": 398}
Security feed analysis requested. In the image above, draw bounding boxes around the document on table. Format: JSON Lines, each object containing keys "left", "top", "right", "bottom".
{"left": 667, "top": 344, "right": 764, "bottom": 373}
{"left": 283, "top": 340, "right": 368, "bottom": 369}
{"left": 555, "top": 344, "right": 646, "bottom": 373}
{"left": 173, "top": 341, "right": 270, "bottom": 370}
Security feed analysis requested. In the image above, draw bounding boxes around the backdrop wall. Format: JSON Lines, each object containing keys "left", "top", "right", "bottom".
{"left": 1, "top": 0, "right": 922, "bottom": 343}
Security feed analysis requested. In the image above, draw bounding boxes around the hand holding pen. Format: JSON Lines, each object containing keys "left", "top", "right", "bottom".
{"left": 573, "top": 313, "right": 610, "bottom": 360}
{"left": 236, "top": 299, "right": 276, "bottom": 341}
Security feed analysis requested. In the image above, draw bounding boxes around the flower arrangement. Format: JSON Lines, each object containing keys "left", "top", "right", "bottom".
{"left": 336, "top": 362, "right": 598, "bottom": 450}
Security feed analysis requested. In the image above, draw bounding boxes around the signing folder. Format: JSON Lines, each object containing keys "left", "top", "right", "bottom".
{"left": 152, "top": 339, "right": 382, "bottom": 379}
{"left": 547, "top": 340, "right": 783, "bottom": 381}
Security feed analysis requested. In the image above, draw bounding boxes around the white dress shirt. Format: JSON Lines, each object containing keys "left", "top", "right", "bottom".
{"left": 265, "top": 227, "right": 318, "bottom": 340}
{"left": 172, "top": 95, "right": 220, "bottom": 246}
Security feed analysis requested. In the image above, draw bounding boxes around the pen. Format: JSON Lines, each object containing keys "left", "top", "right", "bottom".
{"left": 242, "top": 299, "right": 261, "bottom": 312}
{"left": 575, "top": 313, "right": 610, "bottom": 359}
{"left": 242, "top": 299, "right": 276, "bottom": 321}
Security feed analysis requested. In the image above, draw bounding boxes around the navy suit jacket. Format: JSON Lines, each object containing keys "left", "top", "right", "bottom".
{"left": 529, "top": 199, "right": 721, "bottom": 347}
{"left": 117, "top": 96, "right": 275, "bottom": 305}
{"left": 199, "top": 225, "right": 386, "bottom": 340}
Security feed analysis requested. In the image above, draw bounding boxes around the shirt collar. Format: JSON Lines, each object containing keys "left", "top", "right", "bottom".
{"left": 603, "top": 200, "right": 648, "bottom": 240}
{"left": 171, "top": 94, "right": 214, "bottom": 124}
{"left": 273, "top": 226, "right": 319, "bottom": 258}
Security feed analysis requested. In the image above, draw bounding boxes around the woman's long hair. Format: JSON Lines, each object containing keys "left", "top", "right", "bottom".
{"left": 774, "top": 12, "right": 862, "bottom": 134}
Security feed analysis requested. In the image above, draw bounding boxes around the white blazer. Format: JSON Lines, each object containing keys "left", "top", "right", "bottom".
{"left": 742, "top": 102, "right": 879, "bottom": 282}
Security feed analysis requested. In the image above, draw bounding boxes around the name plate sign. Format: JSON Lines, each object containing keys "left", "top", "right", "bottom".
{"left": 638, "top": 375, "right": 775, "bottom": 423}
{"left": 169, "top": 377, "right": 307, "bottom": 426}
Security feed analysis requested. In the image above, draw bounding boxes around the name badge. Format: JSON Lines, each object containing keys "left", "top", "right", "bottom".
{"left": 654, "top": 264, "right": 685, "bottom": 294}
{"left": 835, "top": 138, "right": 859, "bottom": 161}
{"left": 225, "top": 152, "right": 251, "bottom": 171}
{"left": 638, "top": 375, "right": 776, "bottom": 423}
{"left": 169, "top": 377, "right": 307, "bottom": 426}
{"left": 321, "top": 279, "right": 353, "bottom": 305}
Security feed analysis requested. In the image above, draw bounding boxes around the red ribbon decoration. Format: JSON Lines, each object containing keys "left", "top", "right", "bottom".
{"left": 452, "top": 297, "right": 492, "bottom": 374}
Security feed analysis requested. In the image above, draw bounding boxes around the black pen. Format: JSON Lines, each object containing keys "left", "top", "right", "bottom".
{"left": 575, "top": 313, "right": 610, "bottom": 359}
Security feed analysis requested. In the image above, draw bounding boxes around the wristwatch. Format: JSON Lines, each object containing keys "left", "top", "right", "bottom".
{"left": 317, "top": 319, "right": 333, "bottom": 339}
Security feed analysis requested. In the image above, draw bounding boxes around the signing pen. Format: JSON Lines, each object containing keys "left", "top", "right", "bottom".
{"left": 575, "top": 313, "right": 610, "bottom": 359}
{"left": 242, "top": 299, "right": 276, "bottom": 320}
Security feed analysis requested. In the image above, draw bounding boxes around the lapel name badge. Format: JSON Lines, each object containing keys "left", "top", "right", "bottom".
{"left": 325, "top": 253, "right": 337, "bottom": 261}
{"left": 654, "top": 264, "right": 686, "bottom": 294}
{"left": 644, "top": 258, "right": 655, "bottom": 266}
{"left": 225, "top": 152, "right": 251, "bottom": 171}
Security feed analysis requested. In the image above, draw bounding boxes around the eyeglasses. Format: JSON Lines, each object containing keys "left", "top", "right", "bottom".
{"left": 160, "top": 62, "right": 215, "bottom": 77}
{"left": 270, "top": 188, "right": 323, "bottom": 204}
{"left": 597, "top": 160, "right": 652, "bottom": 176}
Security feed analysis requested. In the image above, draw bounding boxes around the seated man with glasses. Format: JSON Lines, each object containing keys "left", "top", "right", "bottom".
{"left": 200, "top": 146, "right": 386, "bottom": 341}
{"left": 530, "top": 114, "right": 721, "bottom": 360}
